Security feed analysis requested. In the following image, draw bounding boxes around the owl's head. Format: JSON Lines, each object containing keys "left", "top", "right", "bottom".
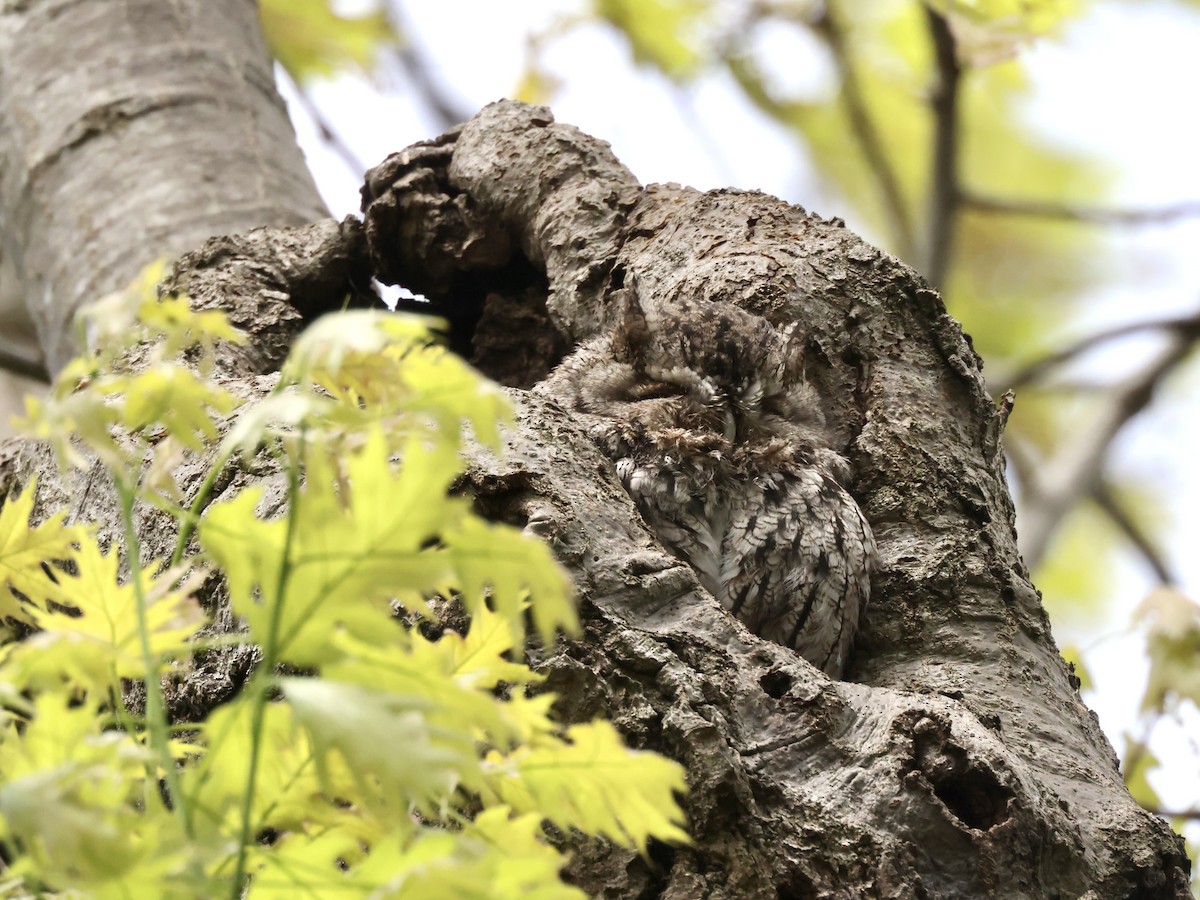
{"left": 566, "top": 285, "right": 830, "bottom": 447}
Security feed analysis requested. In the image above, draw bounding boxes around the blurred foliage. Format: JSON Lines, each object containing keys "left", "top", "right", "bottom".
{"left": 260, "top": 0, "right": 395, "bottom": 83}
{"left": 0, "top": 274, "right": 688, "bottom": 896}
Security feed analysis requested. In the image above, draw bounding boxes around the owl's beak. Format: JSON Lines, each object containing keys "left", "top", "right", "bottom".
{"left": 724, "top": 408, "right": 737, "bottom": 442}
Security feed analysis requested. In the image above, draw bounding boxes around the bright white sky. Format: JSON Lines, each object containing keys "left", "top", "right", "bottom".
{"left": 284, "top": 0, "right": 1200, "bottom": 829}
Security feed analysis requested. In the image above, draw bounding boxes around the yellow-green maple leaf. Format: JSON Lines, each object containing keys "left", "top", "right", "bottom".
{"left": 485, "top": 720, "right": 689, "bottom": 853}
{"left": 26, "top": 540, "right": 204, "bottom": 684}
{"left": 0, "top": 480, "right": 87, "bottom": 622}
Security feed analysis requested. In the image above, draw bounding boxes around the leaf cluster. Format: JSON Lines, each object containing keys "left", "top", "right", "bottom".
{"left": 0, "top": 272, "right": 687, "bottom": 897}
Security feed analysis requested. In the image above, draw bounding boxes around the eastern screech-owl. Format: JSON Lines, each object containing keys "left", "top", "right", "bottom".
{"left": 539, "top": 289, "right": 875, "bottom": 678}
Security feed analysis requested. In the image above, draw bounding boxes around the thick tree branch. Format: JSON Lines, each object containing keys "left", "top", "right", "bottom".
{"left": 0, "top": 0, "right": 327, "bottom": 373}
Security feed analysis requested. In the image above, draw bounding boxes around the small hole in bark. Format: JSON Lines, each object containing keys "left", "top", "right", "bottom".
{"left": 759, "top": 668, "right": 793, "bottom": 698}
{"left": 466, "top": 472, "right": 539, "bottom": 527}
{"left": 903, "top": 715, "right": 1015, "bottom": 831}
{"left": 646, "top": 837, "right": 675, "bottom": 875}
{"left": 930, "top": 766, "right": 1012, "bottom": 830}
{"left": 775, "top": 870, "right": 817, "bottom": 900}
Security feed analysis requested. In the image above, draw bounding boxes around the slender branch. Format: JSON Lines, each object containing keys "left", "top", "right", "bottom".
{"left": 923, "top": 7, "right": 961, "bottom": 289}
{"left": 1017, "top": 332, "right": 1195, "bottom": 569}
{"left": 962, "top": 192, "right": 1200, "bottom": 226}
{"left": 1092, "top": 480, "right": 1176, "bottom": 586}
{"left": 815, "top": 6, "right": 917, "bottom": 261}
{"left": 1143, "top": 806, "right": 1200, "bottom": 821}
{"left": 0, "top": 338, "right": 48, "bottom": 383}
{"left": 278, "top": 68, "right": 367, "bottom": 178}
{"left": 387, "top": 3, "right": 472, "bottom": 131}
{"left": 998, "top": 309, "right": 1200, "bottom": 392}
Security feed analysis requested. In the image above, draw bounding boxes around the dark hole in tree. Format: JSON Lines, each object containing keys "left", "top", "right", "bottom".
{"left": 393, "top": 253, "right": 567, "bottom": 388}
{"left": 759, "top": 668, "right": 793, "bottom": 699}
{"left": 908, "top": 726, "right": 1015, "bottom": 831}
{"left": 929, "top": 766, "right": 1013, "bottom": 831}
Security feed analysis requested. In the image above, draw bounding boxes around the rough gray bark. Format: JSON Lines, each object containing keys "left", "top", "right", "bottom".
{"left": 356, "top": 100, "right": 1189, "bottom": 898}
{"left": 0, "top": 81, "right": 1187, "bottom": 896}
{"left": 0, "top": 0, "right": 327, "bottom": 375}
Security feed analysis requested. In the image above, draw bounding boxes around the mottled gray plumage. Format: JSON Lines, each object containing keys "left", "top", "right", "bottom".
{"left": 540, "top": 290, "right": 875, "bottom": 677}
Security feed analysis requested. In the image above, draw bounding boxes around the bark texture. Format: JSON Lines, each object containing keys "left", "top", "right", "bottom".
{"left": 357, "top": 100, "right": 1189, "bottom": 898}
{"left": 0, "top": 0, "right": 327, "bottom": 375}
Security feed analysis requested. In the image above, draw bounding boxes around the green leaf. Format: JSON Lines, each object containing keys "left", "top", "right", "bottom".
{"left": 260, "top": 0, "right": 396, "bottom": 83}
{"left": 0, "top": 695, "right": 159, "bottom": 886}
{"left": 23, "top": 540, "right": 204, "bottom": 687}
{"left": 485, "top": 720, "right": 689, "bottom": 852}
{"left": 1134, "top": 587, "right": 1200, "bottom": 714}
{"left": 250, "top": 810, "right": 584, "bottom": 899}
{"left": 183, "top": 695, "right": 332, "bottom": 839}
{"left": 283, "top": 677, "right": 474, "bottom": 813}
{"left": 0, "top": 480, "right": 88, "bottom": 622}
{"left": 121, "top": 362, "right": 240, "bottom": 450}
{"left": 445, "top": 515, "right": 578, "bottom": 648}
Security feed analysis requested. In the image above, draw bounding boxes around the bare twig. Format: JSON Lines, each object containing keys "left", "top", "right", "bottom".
{"left": 923, "top": 7, "right": 961, "bottom": 289}
{"left": 1017, "top": 333, "right": 1195, "bottom": 569}
{"left": 278, "top": 68, "right": 368, "bottom": 178}
{"left": 387, "top": 4, "right": 472, "bottom": 131}
{"left": 0, "top": 337, "right": 48, "bottom": 384}
{"left": 1143, "top": 806, "right": 1200, "bottom": 821}
{"left": 1092, "top": 481, "right": 1175, "bottom": 586}
{"left": 815, "top": 6, "right": 917, "bottom": 261}
{"left": 998, "top": 309, "right": 1200, "bottom": 392}
{"left": 962, "top": 192, "right": 1200, "bottom": 226}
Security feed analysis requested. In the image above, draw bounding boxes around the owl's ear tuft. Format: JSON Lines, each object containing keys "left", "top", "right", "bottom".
{"left": 610, "top": 274, "right": 651, "bottom": 368}
{"left": 779, "top": 320, "right": 809, "bottom": 382}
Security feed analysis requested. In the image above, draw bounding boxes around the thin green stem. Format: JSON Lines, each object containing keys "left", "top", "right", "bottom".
{"left": 120, "top": 484, "right": 191, "bottom": 838}
{"left": 171, "top": 445, "right": 235, "bottom": 567}
{"left": 229, "top": 451, "right": 303, "bottom": 898}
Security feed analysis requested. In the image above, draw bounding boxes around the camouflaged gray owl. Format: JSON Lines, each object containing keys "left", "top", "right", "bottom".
{"left": 540, "top": 286, "right": 875, "bottom": 678}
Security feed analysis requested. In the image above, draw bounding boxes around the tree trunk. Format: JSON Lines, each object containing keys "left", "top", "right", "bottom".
{"left": 0, "top": 0, "right": 326, "bottom": 375}
{"left": 0, "top": 8, "right": 1187, "bottom": 893}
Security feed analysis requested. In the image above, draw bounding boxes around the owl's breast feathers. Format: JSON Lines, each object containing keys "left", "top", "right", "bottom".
{"left": 598, "top": 422, "right": 874, "bottom": 677}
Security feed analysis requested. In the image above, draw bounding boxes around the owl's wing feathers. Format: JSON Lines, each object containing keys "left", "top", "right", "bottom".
{"left": 723, "top": 461, "right": 874, "bottom": 676}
